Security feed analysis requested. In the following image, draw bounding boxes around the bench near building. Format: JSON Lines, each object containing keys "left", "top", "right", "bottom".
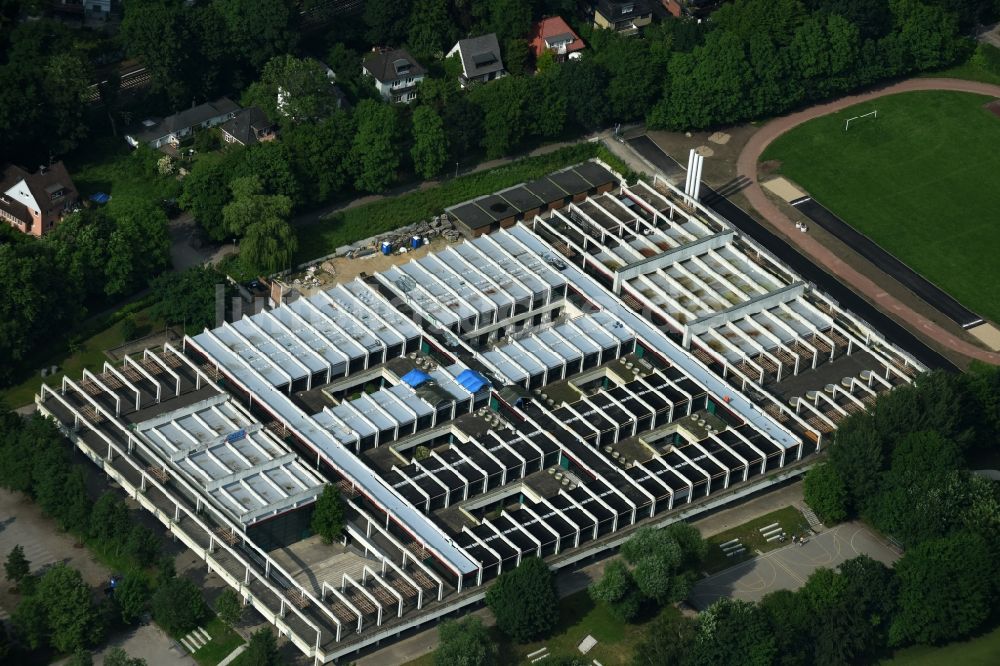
{"left": 37, "top": 160, "right": 924, "bottom": 664}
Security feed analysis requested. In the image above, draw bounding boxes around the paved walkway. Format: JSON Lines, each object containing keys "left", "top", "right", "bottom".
{"left": 689, "top": 521, "right": 899, "bottom": 609}
{"left": 737, "top": 77, "right": 1000, "bottom": 366}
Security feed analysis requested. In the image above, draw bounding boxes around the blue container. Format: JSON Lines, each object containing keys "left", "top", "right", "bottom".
{"left": 411, "top": 235, "right": 422, "bottom": 250}
{"left": 381, "top": 241, "right": 393, "bottom": 255}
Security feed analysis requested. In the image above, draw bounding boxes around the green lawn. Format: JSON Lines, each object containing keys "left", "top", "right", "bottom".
{"left": 701, "top": 506, "right": 810, "bottom": 574}
{"left": 403, "top": 590, "right": 676, "bottom": 666}
{"left": 761, "top": 91, "right": 1000, "bottom": 324}
{"left": 0, "top": 306, "right": 163, "bottom": 408}
{"left": 190, "top": 616, "right": 245, "bottom": 666}
{"left": 882, "top": 623, "right": 1000, "bottom": 665}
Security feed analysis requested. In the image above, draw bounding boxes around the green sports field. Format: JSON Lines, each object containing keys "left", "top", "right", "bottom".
{"left": 761, "top": 91, "right": 1000, "bottom": 324}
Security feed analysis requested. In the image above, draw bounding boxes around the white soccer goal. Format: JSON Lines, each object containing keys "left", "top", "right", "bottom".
{"left": 844, "top": 110, "right": 877, "bottom": 131}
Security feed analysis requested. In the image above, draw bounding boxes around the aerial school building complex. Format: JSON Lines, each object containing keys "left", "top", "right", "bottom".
{"left": 36, "top": 160, "right": 923, "bottom": 663}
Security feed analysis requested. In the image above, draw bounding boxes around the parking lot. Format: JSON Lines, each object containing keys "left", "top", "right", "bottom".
{"left": 689, "top": 522, "right": 900, "bottom": 609}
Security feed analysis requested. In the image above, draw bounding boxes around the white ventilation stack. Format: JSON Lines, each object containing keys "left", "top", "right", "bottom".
{"left": 684, "top": 150, "right": 705, "bottom": 204}
{"left": 684, "top": 148, "right": 697, "bottom": 198}
{"left": 692, "top": 152, "right": 704, "bottom": 202}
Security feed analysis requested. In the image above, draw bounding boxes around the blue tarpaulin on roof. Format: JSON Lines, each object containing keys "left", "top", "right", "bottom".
{"left": 456, "top": 369, "right": 489, "bottom": 393}
{"left": 401, "top": 368, "right": 432, "bottom": 388}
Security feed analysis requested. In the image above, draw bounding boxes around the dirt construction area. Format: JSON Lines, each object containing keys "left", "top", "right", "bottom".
{"left": 689, "top": 522, "right": 900, "bottom": 609}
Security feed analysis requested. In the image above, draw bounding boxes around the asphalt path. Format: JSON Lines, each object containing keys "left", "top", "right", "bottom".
{"left": 689, "top": 522, "right": 900, "bottom": 609}
{"left": 626, "top": 135, "right": 955, "bottom": 371}
{"left": 791, "top": 196, "right": 982, "bottom": 329}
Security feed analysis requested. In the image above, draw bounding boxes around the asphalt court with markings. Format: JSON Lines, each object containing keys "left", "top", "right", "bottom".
{"left": 689, "top": 522, "right": 900, "bottom": 609}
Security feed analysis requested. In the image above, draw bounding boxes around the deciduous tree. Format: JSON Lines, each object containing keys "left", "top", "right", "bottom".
{"left": 411, "top": 106, "right": 449, "bottom": 179}
{"left": 890, "top": 532, "right": 995, "bottom": 645}
{"left": 215, "top": 588, "right": 243, "bottom": 626}
{"left": 350, "top": 100, "right": 401, "bottom": 192}
{"left": 435, "top": 616, "right": 495, "bottom": 666}
{"left": 311, "top": 485, "right": 345, "bottom": 544}
{"left": 4, "top": 545, "right": 29, "bottom": 585}
{"left": 485, "top": 557, "right": 558, "bottom": 642}
{"left": 151, "top": 576, "right": 207, "bottom": 635}
{"left": 803, "top": 463, "right": 848, "bottom": 524}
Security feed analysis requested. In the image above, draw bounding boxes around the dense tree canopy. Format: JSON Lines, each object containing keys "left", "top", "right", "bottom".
{"left": 435, "top": 616, "right": 496, "bottom": 666}
{"left": 150, "top": 266, "right": 229, "bottom": 333}
{"left": 151, "top": 577, "right": 207, "bottom": 635}
{"left": 310, "top": 485, "right": 346, "bottom": 544}
{"left": 890, "top": 532, "right": 996, "bottom": 645}
{"left": 485, "top": 557, "right": 559, "bottom": 643}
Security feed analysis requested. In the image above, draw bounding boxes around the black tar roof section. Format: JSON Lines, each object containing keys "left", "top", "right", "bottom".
{"left": 498, "top": 185, "right": 545, "bottom": 211}
{"left": 476, "top": 194, "right": 517, "bottom": 219}
{"left": 524, "top": 176, "right": 569, "bottom": 203}
{"left": 573, "top": 161, "right": 616, "bottom": 188}
{"left": 447, "top": 160, "right": 620, "bottom": 230}
{"left": 547, "top": 166, "right": 591, "bottom": 195}
{"left": 449, "top": 201, "right": 495, "bottom": 230}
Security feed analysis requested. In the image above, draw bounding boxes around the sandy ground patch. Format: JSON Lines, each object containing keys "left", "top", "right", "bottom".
{"left": 280, "top": 237, "right": 454, "bottom": 297}
{"left": 695, "top": 145, "right": 714, "bottom": 157}
{"left": 968, "top": 322, "right": 1000, "bottom": 351}
{"left": 708, "top": 131, "right": 731, "bottom": 145}
{"left": 763, "top": 177, "right": 807, "bottom": 203}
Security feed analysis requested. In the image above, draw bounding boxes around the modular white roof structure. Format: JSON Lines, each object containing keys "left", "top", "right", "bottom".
{"left": 377, "top": 232, "right": 568, "bottom": 331}
{"left": 187, "top": 330, "right": 480, "bottom": 576}
{"left": 482, "top": 312, "right": 634, "bottom": 385}
{"left": 136, "top": 393, "right": 324, "bottom": 525}
{"left": 503, "top": 224, "right": 804, "bottom": 451}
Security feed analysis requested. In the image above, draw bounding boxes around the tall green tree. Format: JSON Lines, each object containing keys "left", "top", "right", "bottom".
{"left": 4, "top": 545, "right": 29, "bottom": 585}
{"left": 410, "top": 106, "right": 449, "bottom": 179}
{"left": 407, "top": 0, "right": 453, "bottom": 57}
{"left": 557, "top": 59, "right": 610, "bottom": 130}
{"left": 470, "top": 75, "right": 529, "bottom": 158}
{"left": 104, "top": 198, "right": 171, "bottom": 298}
{"left": 485, "top": 557, "right": 559, "bottom": 643}
{"left": 632, "top": 612, "right": 696, "bottom": 666}
{"left": 213, "top": 0, "right": 296, "bottom": 71}
{"left": 151, "top": 577, "right": 207, "bottom": 635}
{"left": 0, "top": 243, "right": 81, "bottom": 382}
{"left": 120, "top": 0, "right": 196, "bottom": 105}
{"left": 350, "top": 100, "right": 401, "bottom": 192}
{"left": 241, "top": 216, "right": 298, "bottom": 275}
{"left": 689, "top": 598, "right": 777, "bottom": 666}
{"left": 282, "top": 112, "right": 355, "bottom": 205}
{"left": 311, "top": 485, "right": 345, "bottom": 544}
{"left": 890, "top": 532, "right": 995, "bottom": 645}
{"left": 215, "top": 588, "right": 244, "bottom": 626}
{"left": 223, "top": 176, "right": 293, "bottom": 238}
{"left": 242, "top": 627, "right": 281, "bottom": 666}
{"left": 243, "top": 55, "right": 339, "bottom": 123}
{"left": 590, "top": 558, "right": 643, "bottom": 622}
{"left": 363, "top": 0, "right": 412, "bottom": 45}
{"left": 116, "top": 572, "right": 151, "bottom": 624}
{"left": 150, "top": 266, "right": 228, "bottom": 332}
{"left": 181, "top": 151, "right": 243, "bottom": 241}
{"left": 435, "top": 616, "right": 496, "bottom": 666}
{"left": 104, "top": 647, "right": 148, "bottom": 666}
{"left": 481, "top": 0, "right": 532, "bottom": 43}
{"left": 803, "top": 463, "right": 848, "bottom": 524}
{"left": 36, "top": 564, "right": 104, "bottom": 653}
